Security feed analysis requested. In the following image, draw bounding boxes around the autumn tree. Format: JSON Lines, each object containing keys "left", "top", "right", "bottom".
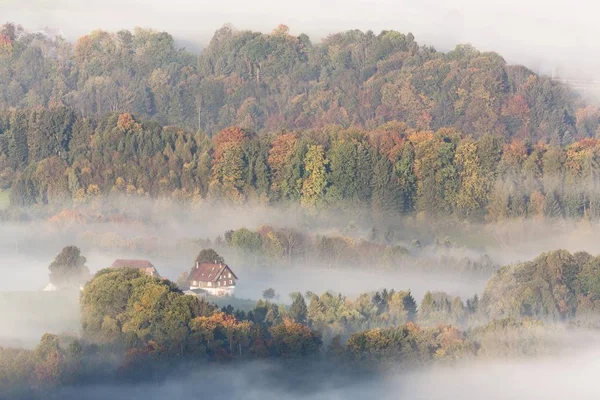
{"left": 301, "top": 144, "right": 328, "bottom": 211}
{"left": 269, "top": 318, "right": 322, "bottom": 358}
{"left": 454, "top": 140, "right": 490, "bottom": 217}
{"left": 268, "top": 133, "right": 297, "bottom": 201}
{"left": 289, "top": 292, "right": 308, "bottom": 324}
{"left": 210, "top": 127, "right": 249, "bottom": 202}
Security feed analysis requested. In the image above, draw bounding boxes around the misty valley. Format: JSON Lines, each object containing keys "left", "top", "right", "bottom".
{"left": 1, "top": 11, "right": 600, "bottom": 400}
{"left": 2, "top": 202, "right": 600, "bottom": 399}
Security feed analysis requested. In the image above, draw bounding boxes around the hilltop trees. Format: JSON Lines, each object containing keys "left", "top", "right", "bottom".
{"left": 481, "top": 250, "right": 600, "bottom": 320}
{"left": 0, "top": 23, "right": 585, "bottom": 140}
{"left": 195, "top": 249, "right": 225, "bottom": 265}
{"left": 48, "top": 246, "right": 90, "bottom": 289}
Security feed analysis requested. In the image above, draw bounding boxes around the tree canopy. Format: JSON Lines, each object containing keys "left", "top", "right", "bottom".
{"left": 194, "top": 248, "right": 225, "bottom": 265}
{"left": 0, "top": 23, "right": 586, "bottom": 142}
{"left": 482, "top": 250, "right": 600, "bottom": 320}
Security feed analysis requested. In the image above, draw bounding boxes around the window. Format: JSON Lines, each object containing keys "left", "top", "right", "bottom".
{"left": 192, "top": 280, "right": 197, "bottom": 286}
{"left": 229, "top": 280, "right": 232, "bottom": 284}
{"left": 228, "top": 273, "right": 231, "bottom": 278}
{"left": 207, "top": 282, "right": 212, "bottom": 287}
{"left": 218, "top": 281, "right": 221, "bottom": 286}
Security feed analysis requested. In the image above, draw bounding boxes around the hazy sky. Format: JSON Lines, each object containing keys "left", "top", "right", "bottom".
{"left": 2, "top": 0, "right": 599, "bottom": 78}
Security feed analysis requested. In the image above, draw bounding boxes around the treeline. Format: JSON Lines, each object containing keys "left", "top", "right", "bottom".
{"left": 4, "top": 108, "right": 600, "bottom": 220}
{"left": 216, "top": 225, "right": 497, "bottom": 275}
{"left": 0, "top": 22, "right": 589, "bottom": 143}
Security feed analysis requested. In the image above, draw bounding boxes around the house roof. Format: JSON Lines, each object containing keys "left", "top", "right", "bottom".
{"left": 110, "top": 259, "right": 161, "bottom": 278}
{"left": 188, "top": 263, "right": 237, "bottom": 283}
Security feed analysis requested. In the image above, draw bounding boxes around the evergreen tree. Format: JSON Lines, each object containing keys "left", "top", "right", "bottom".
{"left": 7, "top": 111, "right": 29, "bottom": 169}
{"left": 396, "top": 144, "right": 416, "bottom": 213}
{"left": 402, "top": 291, "right": 418, "bottom": 322}
{"left": 281, "top": 141, "right": 307, "bottom": 202}
{"left": 371, "top": 150, "right": 399, "bottom": 220}
{"left": 544, "top": 191, "right": 563, "bottom": 219}
{"left": 289, "top": 293, "right": 308, "bottom": 324}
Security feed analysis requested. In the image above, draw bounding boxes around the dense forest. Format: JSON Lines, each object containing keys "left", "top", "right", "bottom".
{"left": 0, "top": 23, "right": 588, "bottom": 141}
{"left": 1, "top": 23, "right": 600, "bottom": 220}
{"left": 3, "top": 108, "right": 600, "bottom": 221}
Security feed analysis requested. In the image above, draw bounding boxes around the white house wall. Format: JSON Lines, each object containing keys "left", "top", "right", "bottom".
{"left": 189, "top": 284, "right": 235, "bottom": 297}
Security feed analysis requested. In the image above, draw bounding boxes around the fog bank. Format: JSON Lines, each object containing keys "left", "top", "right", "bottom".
{"left": 49, "top": 342, "right": 600, "bottom": 400}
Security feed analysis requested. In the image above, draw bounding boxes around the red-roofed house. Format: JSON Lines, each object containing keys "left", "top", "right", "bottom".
{"left": 188, "top": 262, "right": 237, "bottom": 296}
{"left": 110, "top": 259, "right": 162, "bottom": 278}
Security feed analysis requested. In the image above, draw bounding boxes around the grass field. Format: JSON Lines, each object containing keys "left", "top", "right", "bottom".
{"left": 0, "top": 189, "right": 10, "bottom": 210}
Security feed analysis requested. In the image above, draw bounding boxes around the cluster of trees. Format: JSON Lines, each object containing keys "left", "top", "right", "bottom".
{"left": 80, "top": 268, "right": 322, "bottom": 360}
{"left": 289, "top": 288, "right": 479, "bottom": 341}
{"left": 0, "top": 23, "right": 588, "bottom": 142}
{"left": 255, "top": 250, "right": 600, "bottom": 344}
{"left": 342, "top": 316, "right": 558, "bottom": 368}
{"left": 342, "top": 323, "right": 475, "bottom": 367}
{"left": 0, "top": 314, "right": 555, "bottom": 398}
{"left": 481, "top": 249, "right": 600, "bottom": 320}
{"left": 5, "top": 108, "right": 600, "bottom": 221}
{"left": 220, "top": 225, "right": 498, "bottom": 275}
{"left": 0, "top": 333, "right": 84, "bottom": 398}
{"left": 304, "top": 289, "right": 418, "bottom": 340}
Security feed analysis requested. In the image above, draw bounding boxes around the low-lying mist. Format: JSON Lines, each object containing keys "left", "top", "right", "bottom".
{"left": 48, "top": 339, "right": 600, "bottom": 400}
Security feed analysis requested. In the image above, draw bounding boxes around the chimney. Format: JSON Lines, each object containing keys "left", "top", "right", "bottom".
{"left": 196, "top": 261, "right": 199, "bottom": 269}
